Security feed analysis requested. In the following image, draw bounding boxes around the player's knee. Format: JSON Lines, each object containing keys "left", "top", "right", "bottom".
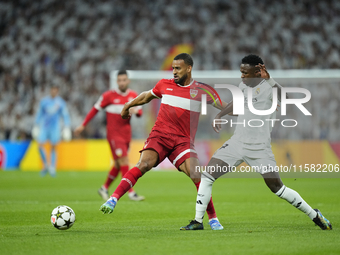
{"left": 114, "top": 160, "right": 120, "bottom": 168}
{"left": 117, "top": 157, "right": 128, "bottom": 167}
{"left": 191, "top": 177, "right": 201, "bottom": 184}
{"left": 136, "top": 160, "right": 152, "bottom": 174}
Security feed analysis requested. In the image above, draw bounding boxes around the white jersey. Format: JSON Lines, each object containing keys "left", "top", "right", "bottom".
{"left": 232, "top": 79, "right": 276, "bottom": 145}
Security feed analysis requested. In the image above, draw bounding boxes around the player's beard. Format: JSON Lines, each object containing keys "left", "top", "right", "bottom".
{"left": 118, "top": 85, "right": 128, "bottom": 93}
{"left": 175, "top": 73, "right": 188, "bottom": 86}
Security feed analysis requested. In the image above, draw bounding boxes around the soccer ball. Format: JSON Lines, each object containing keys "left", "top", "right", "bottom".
{"left": 51, "top": 205, "right": 76, "bottom": 230}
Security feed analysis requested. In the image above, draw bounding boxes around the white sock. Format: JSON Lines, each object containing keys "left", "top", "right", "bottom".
{"left": 195, "top": 172, "right": 215, "bottom": 223}
{"left": 276, "top": 185, "right": 317, "bottom": 220}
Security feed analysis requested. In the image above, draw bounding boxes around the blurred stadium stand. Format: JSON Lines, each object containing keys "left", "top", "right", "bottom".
{"left": 0, "top": 0, "right": 340, "bottom": 140}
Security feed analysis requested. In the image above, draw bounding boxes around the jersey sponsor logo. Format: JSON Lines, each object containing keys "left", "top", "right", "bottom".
{"left": 190, "top": 89, "right": 198, "bottom": 98}
{"left": 115, "top": 148, "right": 123, "bottom": 157}
{"left": 166, "top": 88, "right": 173, "bottom": 91}
{"left": 113, "top": 99, "right": 120, "bottom": 103}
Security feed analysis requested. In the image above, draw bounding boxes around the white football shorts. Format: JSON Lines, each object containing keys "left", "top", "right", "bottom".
{"left": 212, "top": 137, "right": 277, "bottom": 175}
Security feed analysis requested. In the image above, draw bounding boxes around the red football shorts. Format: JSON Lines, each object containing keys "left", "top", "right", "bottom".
{"left": 139, "top": 130, "right": 198, "bottom": 169}
{"left": 107, "top": 138, "right": 129, "bottom": 160}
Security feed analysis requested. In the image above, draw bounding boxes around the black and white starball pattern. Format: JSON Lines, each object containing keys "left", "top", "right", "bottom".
{"left": 51, "top": 205, "right": 76, "bottom": 230}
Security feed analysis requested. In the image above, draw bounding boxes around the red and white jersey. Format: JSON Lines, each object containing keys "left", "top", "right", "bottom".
{"left": 150, "top": 79, "right": 217, "bottom": 142}
{"left": 94, "top": 89, "right": 142, "bottom": 141}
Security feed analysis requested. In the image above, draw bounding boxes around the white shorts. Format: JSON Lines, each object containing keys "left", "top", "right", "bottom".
{"left": 212, "top": 137, "right": 276, "bottom": 175}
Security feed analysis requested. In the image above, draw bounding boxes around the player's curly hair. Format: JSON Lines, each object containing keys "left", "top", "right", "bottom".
{"left": 241, "top": 54, "right": 264, "bottom": 66}
{"left": 174, "top": 53, "right": 194, "bottom": 67}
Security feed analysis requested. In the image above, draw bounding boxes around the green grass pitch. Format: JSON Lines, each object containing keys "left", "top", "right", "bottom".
{"left": 1, "top": 170, "right": 339, "bottom": 255}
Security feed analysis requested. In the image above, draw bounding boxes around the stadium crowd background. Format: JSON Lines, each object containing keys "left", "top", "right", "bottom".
{"left": 0, "top": 0, "right": 340, "bottom": 141}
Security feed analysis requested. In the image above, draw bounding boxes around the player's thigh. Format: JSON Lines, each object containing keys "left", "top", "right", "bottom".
{"left": 243, "top": 146, "right": 277, "bottom": 175}
{"left": 107, "top": 139, "right": 128, "bottom": 161}
{"left": 107, "top": 139, "right": 118, "bottom": 160}
{"left": 169, "top": 138, "right": 197, "bottom": 169}
{"left": 49, "top": 127, "right": 61, "bottom": 145}
{"left": 169, "top": 139, "right": 200, "bottom": 179}
{"left": 206, "top": 157, "right": 232, "bottom": 179}
{"left": 37, "top": 128, "right": 48, "bottom": 144}
{"left": 211, "top": 139, "right": 244, "bottom": 173}
{"left": 139, "top": 131, "right": 173, "bottom": 170}
{"left": 136, "top": 149, "right": 159, "bottom": 174}
{"left": 116, "top": 156, "right": 129, "bottom": 167}
{"left": 179, "top": 157, "right": 201, "bottom": 182}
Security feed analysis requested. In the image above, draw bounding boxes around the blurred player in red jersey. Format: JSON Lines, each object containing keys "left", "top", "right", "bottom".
{"left": 100, "top": 53, "right": 229, "bottom": 230}
{"left": 75, "top": 70, "right": 145, "bottom": 201}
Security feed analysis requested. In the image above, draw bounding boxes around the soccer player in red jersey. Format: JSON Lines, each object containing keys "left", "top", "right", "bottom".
{"left": 75, "top": 70, "right": 145, "bottom": 201}
{"left": 100, "top": 53, "right": 228, "bottom": 230}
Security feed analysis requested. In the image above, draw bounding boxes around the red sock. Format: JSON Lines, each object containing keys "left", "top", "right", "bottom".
{"left": 195, "top": 181, "right": 217, "bottom": 219}
{"left": 103, "top": 166, "right": 120, "bottom": 189}
{"left": 112, "top": 167, "right": 143, "bottom": 200}
{"left": 120, "top": 165, "right": 135, "bottom": 193}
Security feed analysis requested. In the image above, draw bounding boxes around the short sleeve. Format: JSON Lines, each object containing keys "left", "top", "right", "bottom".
{"left": 94, "top": 93, "right": 110, "bottom": 110}
{"left": 151, "top": 79, "right": 164, "bottom": 98}
{"left": 206, "top": 88, "right": 219, "bottom": 104}
{"left": 196, "top": 83, "right": 220, "bottom": 105}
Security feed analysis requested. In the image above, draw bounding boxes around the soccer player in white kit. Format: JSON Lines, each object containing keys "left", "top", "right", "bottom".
{"left": 181, "top": 54, "right": 332, "bottom": 231}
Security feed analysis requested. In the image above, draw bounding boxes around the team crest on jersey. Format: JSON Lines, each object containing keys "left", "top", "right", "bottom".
{"left": 255, "top": 88, "right": 260, "bottom": 95}
{"left": 115, "top": 148, "right": 123, "bottom": 157}
{"left": 190, "top": 89, "right": 198, "bottom": 98}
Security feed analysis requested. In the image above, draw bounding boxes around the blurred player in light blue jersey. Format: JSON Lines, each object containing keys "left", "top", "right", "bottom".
{"left": 32, "top": 84, "right": 71, "bottom": 177}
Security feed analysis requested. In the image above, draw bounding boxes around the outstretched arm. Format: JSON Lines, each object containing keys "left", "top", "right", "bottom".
{"left": 212, "top": 100, "right": 234, "bottom": 133}
{"left": 75, "top": 93, "right": 106, "bottom": 136}
{"left": 121, "top": 90, "right": 158, "bottom": 119}
{"left": 74, "top": 107, "right": 99, "bottom": 136}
